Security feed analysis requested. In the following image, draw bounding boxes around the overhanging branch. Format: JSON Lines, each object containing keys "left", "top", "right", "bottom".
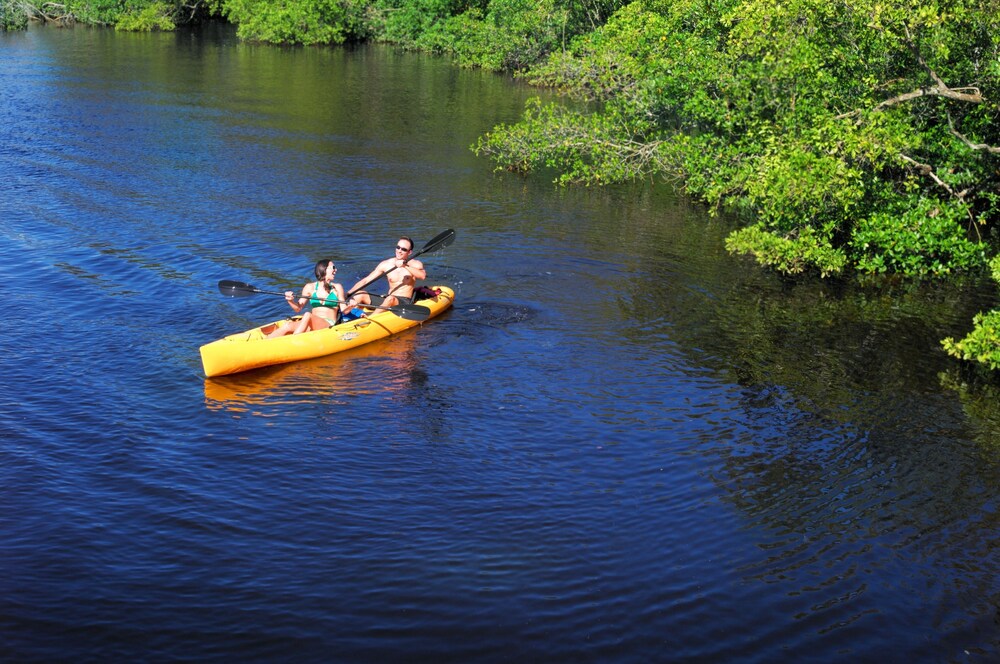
{"left": 836, "top": 29, "right": 984, "bottom": 120}
{"left": 899, "top": 153, "right": 979, "bottom": 236}
{"left": 948, "top": 114, "right": 1000, "bottom": 154}
{"left": 873, "top": 84, "right": 983, "bottom": 112}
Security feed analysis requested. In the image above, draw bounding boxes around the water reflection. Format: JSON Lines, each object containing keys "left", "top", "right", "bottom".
{"left": 204, "top": 331, "right": 421, "bottom": 412}
{"left": 940, "top": 368, "right": 1000, "bottom": 459}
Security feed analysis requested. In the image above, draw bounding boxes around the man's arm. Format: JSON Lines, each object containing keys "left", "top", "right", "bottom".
{"left": 349, "top": 259, "right": 392, "bottom": 294}
{"left": 404, "top": 258, "right": 426, "bottom": 281}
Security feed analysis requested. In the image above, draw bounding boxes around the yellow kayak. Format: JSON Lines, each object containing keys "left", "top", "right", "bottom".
{"left": 200, "top": 286, "right": 454, "bottom": 377}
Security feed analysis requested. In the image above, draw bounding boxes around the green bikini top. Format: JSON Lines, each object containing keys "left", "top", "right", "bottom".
{"left": 309, "top": 281, "right": 339, "bottom": 308}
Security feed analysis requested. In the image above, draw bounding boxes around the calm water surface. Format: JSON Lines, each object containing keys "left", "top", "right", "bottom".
{"left": 2, "top": 24, "right": 999, "bottom": 662}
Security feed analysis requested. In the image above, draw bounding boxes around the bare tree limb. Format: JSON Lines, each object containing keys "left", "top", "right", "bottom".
{"left": 835, "top": 78, "right": 982, "bottom": 120}
{"left": 899, "top": 154, "right": 956, "bottom": 195}
{"left": 947, "top": 114, "right": 1000, "bottom": 154}
{"left": 873, "top": 84, "right": 983, "bottom": 111}
{"left": 23, "top": 1, "right": 71, "bottom": 23}
{"left": 837, "top": 29, "right": 984, "bottom": 119}
{"left": 877, "top": 29, "right": 985, "bottom": 108}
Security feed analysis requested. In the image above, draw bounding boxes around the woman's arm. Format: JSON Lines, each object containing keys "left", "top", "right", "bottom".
{"left": 285, "top": 284, "right": 311, "bottom": 313}
{"left": 334, "top": 283, "right": 350, "bottom": 312}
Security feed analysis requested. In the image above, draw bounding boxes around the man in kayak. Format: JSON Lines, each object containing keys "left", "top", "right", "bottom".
{"left": 347, "top": 236, "right": 427, "bottom": 315}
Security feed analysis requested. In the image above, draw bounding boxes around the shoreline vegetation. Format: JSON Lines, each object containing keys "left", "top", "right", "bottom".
{"left": 5, "top": 0, "right": 1000, "bottom": 370}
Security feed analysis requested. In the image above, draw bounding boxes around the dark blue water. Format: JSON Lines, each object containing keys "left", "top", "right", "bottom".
{"left": 2, "top": 24, "right": 999, "bottom": 662}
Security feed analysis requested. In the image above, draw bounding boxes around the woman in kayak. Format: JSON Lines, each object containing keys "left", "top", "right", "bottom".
{"left": 267, "top": 259, "right": 351, "bottom": 338}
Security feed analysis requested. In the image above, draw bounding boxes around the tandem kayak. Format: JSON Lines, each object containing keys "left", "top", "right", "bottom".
{"left": 200, "top": 286, "right": 454, "bottom": 377}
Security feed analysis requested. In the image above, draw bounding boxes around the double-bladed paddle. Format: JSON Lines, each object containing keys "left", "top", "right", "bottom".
{"left": 217, "top": 280, "right": 431, "bottom": 322}
{"left": 217, "top": 229, "right": 454, "bottom": 322}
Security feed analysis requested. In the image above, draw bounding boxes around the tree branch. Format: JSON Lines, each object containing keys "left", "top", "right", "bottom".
{"left": 899, "top": 153, "right": 979, "bottom": 236}
{"left": 837, "top": 29, "right": 984, "bottom": 119}
{"left": 873, "top": 84, "right": 983, "bottom": 111}
{"left": 899, "top": 154, "right": 956, "bottom": 196}
{"left": 948, "top": 114, "right": 1000, "bottom": 154}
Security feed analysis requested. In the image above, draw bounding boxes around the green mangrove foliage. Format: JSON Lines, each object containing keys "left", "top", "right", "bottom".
{"left": 12, "top": 0, "right": 211, "bottom": 30}
{"left": 221, "top": 0, "right": 367, "bottom": 44}
{"left": 2, "top": 0, "right": 30, "bottom": 29}
{"left": 113, "top": 1, "right": 175, "bottom": 30}
{"left": 371, "top": 0, "right": 624, "bottom": 69}
{"left": 469, "top": 0, "right": 1000, "bottom": 370}
{"left": 11, "top": 0, "right": 622, "bottom": 49}
{"left": 477, "top": 0, "right": 1000, "bottom": 278}
{"left": 943, "top": 255, "right": 1000, "bottom": 369}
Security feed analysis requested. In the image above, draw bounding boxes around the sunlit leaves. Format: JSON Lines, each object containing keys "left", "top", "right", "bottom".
{"left": 223, "top": 0, "right": 367, "bottom": 44}
{"left": 725, "top": 223, "right": 848, "bottom": 276}
{"left": 1, "top": 0, "right": 29, "bottom": 29}
{"left": 480, "top": 0, "right": 999, "bottom": 285}
{"left": 473, "top": 96, "right": 675, "bottom": 184}
{"left": 943, "top": 310, "right": 1000, "bottom": 369}
{"left": 115, "top": 2, "right": 175, "bottom": 31}
{"left": 851, "top": 196, "right": 983, "bottom": 276}
{"left": 942, "top": 254, "right": 1000, "bottom": 368}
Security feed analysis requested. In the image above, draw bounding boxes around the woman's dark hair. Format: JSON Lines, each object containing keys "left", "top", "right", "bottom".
{"left": 314, "top": 259, "right": 334, "bottom": 280}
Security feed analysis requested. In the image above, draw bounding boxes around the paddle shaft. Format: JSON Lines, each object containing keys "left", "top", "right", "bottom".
{"left": 218, "top": 281, "right": 430, "bottom": 321}
{"left": 265, "top": 287, "right": 429, "bottom": 319}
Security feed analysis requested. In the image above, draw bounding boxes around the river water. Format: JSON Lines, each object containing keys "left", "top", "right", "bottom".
{"left": 2, "top": 23, "right": 999, "bottom": 662}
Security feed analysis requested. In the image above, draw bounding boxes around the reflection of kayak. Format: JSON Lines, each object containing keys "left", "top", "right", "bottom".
{"left": 200, "top": 286, "right": 454, "bottom": 377}
{"left": 204, "top": 332, "right": 420, "bottom": 410}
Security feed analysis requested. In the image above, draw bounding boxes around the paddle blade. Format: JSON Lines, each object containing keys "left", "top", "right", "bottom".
{"left": 392, "top": 304, "right": 431, "bottom": 321}
{"left": 218, "top": 280, "right": 257, "bottom": 298}
{"left": 416, "top": 228, "right": 455, "bottom": 257}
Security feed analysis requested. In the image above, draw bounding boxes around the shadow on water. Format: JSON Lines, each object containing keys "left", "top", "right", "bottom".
{"left": 481, "top": 181, "right": 1000, "bottom": 655}
{"left": 435, "top": 301, "right": 534, "bottom": 342}
{"left": 940, "top": 366, "right": 1000, "bottom": 459}
{"left": 412, "top": 264, "right": 537, "bottom": 341}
